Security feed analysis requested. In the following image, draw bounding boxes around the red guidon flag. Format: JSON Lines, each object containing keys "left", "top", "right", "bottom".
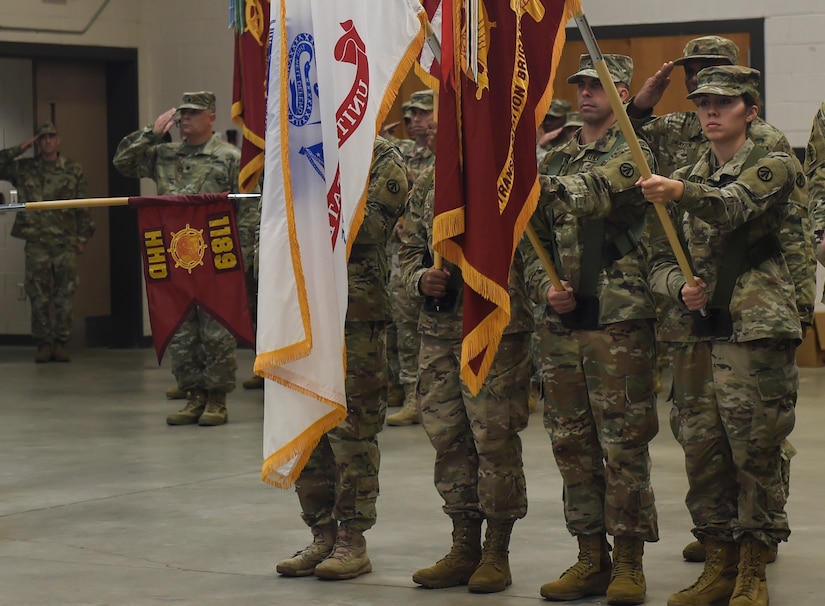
{"left": 129, "top": 193, "right": 255, "bottom": 361}
{"left": 433, "top": 0, "right": 580, "bottom": 394}
{"left": 231, "top": 0, "right": 271, "bottom": 192}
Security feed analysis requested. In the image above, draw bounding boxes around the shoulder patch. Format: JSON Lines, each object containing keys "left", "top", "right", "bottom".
{"left": 757, "top": 166, "right": 773, "bottom": 182}
{"left": 796, "top": 173, "right": 806, "bottom": 188}
{"left": 620, "top": 162, "right": 635, "bottom": 178}
{"left": 387, "top": 179, "right": 401, "bottom": 194}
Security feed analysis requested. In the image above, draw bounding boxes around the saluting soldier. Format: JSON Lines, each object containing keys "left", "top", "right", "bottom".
{"left": 114, "top": 91, "right": 254, "bottom": 427}
{"left": 1, "top": 121, "right": 94, "bottom": 363}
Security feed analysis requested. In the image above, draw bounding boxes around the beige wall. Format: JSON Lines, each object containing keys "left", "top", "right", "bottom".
{"left": 0, "top": 0, "right": 236, "bottom": 339}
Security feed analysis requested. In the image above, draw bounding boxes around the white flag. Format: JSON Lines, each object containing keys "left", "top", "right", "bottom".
{"left": 256, "top": 0, "right": 424, "bottom": 488}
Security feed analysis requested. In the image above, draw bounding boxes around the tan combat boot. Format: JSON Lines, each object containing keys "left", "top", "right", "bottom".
{"left": 413, "top": 516, "right": 482, "bottom": 588}
{"left": 275, "top": 521, "right": 337, "bottom": 577}
{"left": 683, "top": 538, "right": 776, "bottom": 564}
{"left": 668, "top": 538, "right": 738, "bottom": 606}
{"left": 165, "top": 385, "right": 187, "bottom": 400}
{"left": 729, "top": 537, "right": 771, "bottom": 606}
{"left": 199, "top": 391, "right": 228, "bottom": 426}
{"left": 540, "top": 533, "right": 612, "bottom": 600}
{"left": 314, "top": 524, "right": 372, "bottom": 580}
{"left": 166, "top": 390, "right": 206, "bottom": 425}
{"left": 34, "top": 343, "right": 52, "bottom": 364}
{"left": 387, "top": 382, "right": 405, "bottom": 407}
{"left": 386, "top": 384, "right": 419, "bottom": 426}
{"left": 467, "top": 519, "right": 514, "bottom": 593}
{"left": 607, "top": 537, "right": 646, "bottom": 605}
{"left": 242, "top": 375, "right": 264, "bottom": 390}
{"left": 528, "top": 380, "right": 542, "bottom": 413}
{"left": 52, "top": 341, "right": 71, "bottom": 362}
{"left": 682, "top": 539, "right": 706, "bottom": 562}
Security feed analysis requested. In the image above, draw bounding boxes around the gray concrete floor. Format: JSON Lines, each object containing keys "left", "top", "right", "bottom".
{"left": 0, "top": 345, "right": 822, "bottom": 605}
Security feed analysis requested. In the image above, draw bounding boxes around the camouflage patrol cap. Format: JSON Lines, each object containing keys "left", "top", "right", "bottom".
{"left": 545, "top": 98, "right": 572, "bottom": 118}
{"left": 673, "top": 36, "right": 739, "bottom": 66}
{"left": 178, "top": 91, "right": 216, "bottom": 111}
{"left": 408, "top": 89, "right": 434, "bottom": 111}
{"left": 402, "top": 101, "right": 413, "bottom": 119}
{"left": 563, "top": 111, "right": 583, "bottom": 128}
{"left": 35, "top": 121, "right": 58, "bottom": 136}
{"left": 567, "top": 54, "right": 633, "bottom": 86}
{"left": 686, "top": 65, "right": 761, "bottom": 101}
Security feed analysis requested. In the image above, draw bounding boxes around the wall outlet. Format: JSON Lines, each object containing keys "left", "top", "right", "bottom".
{"left": 17, "top": 282, "right": 26, "bottom": 301}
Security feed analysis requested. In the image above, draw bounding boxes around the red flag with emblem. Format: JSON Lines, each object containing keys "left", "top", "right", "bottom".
{"left": 433, "top": 0, "right": 581, "bottom": 394}
{"left": 129, "top": 193, "right": 255, "bottom": 361}
{"left": 231, "top": 0, "right": 271, "bottom": 192}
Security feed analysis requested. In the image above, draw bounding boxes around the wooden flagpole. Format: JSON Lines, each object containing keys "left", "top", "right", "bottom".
{"left": 572, "top": 10, "right": 699, "bottom": 292}
{"left": 423, "top": 14, "right": 444, "bottom": 270}
{"left": 0, "top": 193, "right": 260, "bottom": 212}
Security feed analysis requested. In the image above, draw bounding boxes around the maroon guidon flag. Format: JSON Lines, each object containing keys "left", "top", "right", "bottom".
{"left": 129, "top": 193, "right": 255, "bottom": 361}
{"left": 433, "top": 0, "right": 580, "bottom": 394}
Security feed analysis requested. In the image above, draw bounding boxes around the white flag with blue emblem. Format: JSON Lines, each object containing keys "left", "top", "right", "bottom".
{"left": 256, "top": 0, "right": 424, "bottom": 488}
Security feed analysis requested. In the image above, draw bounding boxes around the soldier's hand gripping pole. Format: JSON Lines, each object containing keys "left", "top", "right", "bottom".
{"left": 573, "top": 11, "right": 702, "bottom": 303}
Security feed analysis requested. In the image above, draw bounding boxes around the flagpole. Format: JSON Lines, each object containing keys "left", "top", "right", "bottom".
{"left": 526, "top": 223, "right": 565, "bottom": 290}
{"left": 572, "top": 11, "right": 699, "bottom": 294}
{"left": 0, "top": 193, "right": 260, "bottom": 212}
{"left": 423, "top": 14, "right": 444, "bottom": 271}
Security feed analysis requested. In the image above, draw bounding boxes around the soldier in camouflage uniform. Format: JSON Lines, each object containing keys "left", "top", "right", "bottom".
{"left": 383, "top": 101, "right": 414, "bottom": 408}
{"left": 114, "top": 91, "right": 252, "bottom": 427}
{"left": 399, "top": 161, "right": 533, "bottom": 594}
{"left": 275, "top": 137, "right": 407, "bottom": 581}
{"left": 536, "top": 98, "right": 572, "bottom": 163}
{"left": 386, "top": 89, "right": 437, "bottom": 426}
{"left": 641, "top": 66, "right": 802, "bottom": 606}
{"left": 805, "top": 100, "right": 825, "bottom": 267}
{"left": 628, "top": 35, "right": 811, "bottom": 566}
{"left": 524, "top": 55, "right": 659, "bottom": 605}
{"left": 1, "top": 122, "right": 94, "bottom": 363}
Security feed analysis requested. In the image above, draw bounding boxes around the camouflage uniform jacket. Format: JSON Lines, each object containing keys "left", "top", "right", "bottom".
{"left": 112, "top": 127, "right": 260, "bottom": 264}
{"left": 648, "top": 140, "right": 802, "bottom": 343}
{"left": 398, "top": 165, "right": 534, "bottom": 340}
{"left": 403, "top": 143, "right": 435, "bottom": 187}
{"left": 636, "top": 111, "right": 815, "bottom": 326}
{"left": 524, "top": 123, "right": 657, "bottom": 325}
{"left": 805, "top": 100, "right": 825, "bottom": 266}
{"left": 347, "top": 137, "right": 408, "bottom": 322}
{"left": 0, "top": 146, "right": 94, "bottom": 248}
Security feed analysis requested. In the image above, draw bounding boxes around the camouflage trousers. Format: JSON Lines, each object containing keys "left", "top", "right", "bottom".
{"left": 24, "top": 243, "right": 79, "bottom": 344}
{"left": 417, "top": 331, "right": 531, "bottom": 521}
{"left": 387, "top": 251, "right": 422, "bottom": 388}
{"left": 539, "top": 318, "right": 659, "bottom": 540}
{"left": 295, "top": 321, "right": 387, "bottom": 532}
{"left": 667, "top": 339, "right": 796, "bottom": 546}
{"left": 169, "top": 306, "right": 237, "bottom": 393}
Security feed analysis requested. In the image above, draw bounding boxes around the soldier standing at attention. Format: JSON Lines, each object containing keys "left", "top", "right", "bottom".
{"left": 628, "top": 35, "right": 812, "bottom": 566}
{"left": 399, "top": 157, "right": 533, "bottom": 594}
{"left": 640, "top": 66, "right": 801, "bottom": 606}
{"left": 275, "top": 137, "right": 407, "bottom": 581}
{"left": 805, "top": 100, "right": 825, "bottom": 269}
{"left": 525, "top": 54, "right": 659, "bottom": 605}
{"left": 114, "top": 91, "right": 250, "bottom": 427}
{"left": 386, "top": 89, "right": 437, "bottom": 426}
{"left": 1, "top": 122, "right": 94, "bottom": 363}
